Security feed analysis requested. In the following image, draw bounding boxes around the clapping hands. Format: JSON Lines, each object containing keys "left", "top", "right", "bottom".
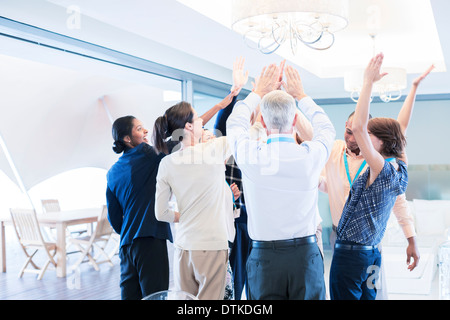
{"left": 234, "top": 57, "right": 306, "bottom": 100}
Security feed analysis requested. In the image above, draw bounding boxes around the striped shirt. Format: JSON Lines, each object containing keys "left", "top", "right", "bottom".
{"left": 337, "top": 159, "right": 408, "bottom": 246}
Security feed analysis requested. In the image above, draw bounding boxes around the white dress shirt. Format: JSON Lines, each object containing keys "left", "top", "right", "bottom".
{"left": 226, "top": 92, "right": 336, "bottom": 241}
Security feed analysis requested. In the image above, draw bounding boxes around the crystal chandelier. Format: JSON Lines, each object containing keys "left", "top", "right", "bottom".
{"left": 231, "top": 0, "right": 349, "bottom": 54}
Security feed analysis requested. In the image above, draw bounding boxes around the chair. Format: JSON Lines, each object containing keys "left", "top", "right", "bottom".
{"left": 10, "top": 208, "right": 57, "bottom": 280}
{"left": 69, "top": 205, "right": 114, "bottom": 271}
{"left": 41, "top": 199, "right": 61, "bottom": 213}
{"left": 41, "top": 199, "right": 88, "bottom": 237}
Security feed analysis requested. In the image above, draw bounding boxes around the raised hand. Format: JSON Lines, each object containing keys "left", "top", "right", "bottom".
{"left": 231, "top": 56, "right": 249, "bottom": 96}
{"left": 253, "top": 64, "right": 281, "bottom": 98}
{"left": 412, "top": 64, "right": 435, "bottom": 87}
{"left": 274, "top": 60, "right": 286, "bottom": 90}
{"left": 216, "top": 91, "right": 236, "bottom": 110}
{"left": 283, "top": 65, "right": 307, "bottom": 100}
{"left": 363, "top": 52, "right": 388, "bottom": 84}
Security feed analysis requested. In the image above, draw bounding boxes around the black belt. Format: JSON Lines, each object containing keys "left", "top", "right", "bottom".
{"left": 335, "top": 242, "right": 378, "bottom": 251}
{"left": 252, "top": 235, "right": 316, "bottom": 249}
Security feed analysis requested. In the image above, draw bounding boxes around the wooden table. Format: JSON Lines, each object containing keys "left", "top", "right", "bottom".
{"left": 1, "top": 208, "right": 101, "bottom": 277}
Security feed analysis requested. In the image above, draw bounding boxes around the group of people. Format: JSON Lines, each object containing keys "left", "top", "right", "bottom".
{"left": 106, "top": 54, "right": 433, "bottom": 300}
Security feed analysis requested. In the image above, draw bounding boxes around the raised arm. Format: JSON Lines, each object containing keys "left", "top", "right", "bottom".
{"left": 294, "top": 110, "right": 313, "bottom": 141}
{"left": 231, "top": 56, "right": 249, "bottom": 95}
{"left": 351, "top": 53, "right": 387, "bottom": 180}
{"left": 200, "top": 90, "right": 237, "bottom": 125}
{"left": 397, "top": 64, "right": 434, "bottom": 134}
{"left": 202, "top": 57, "right": 250, "bottom": 126}
{"left": 226, "top": 64, "right": 280, "bottom": 158}
{"left": 283, "top": 65, "right": 335, "bottom": 160}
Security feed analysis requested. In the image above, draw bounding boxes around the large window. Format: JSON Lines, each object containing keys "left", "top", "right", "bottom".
{"left": 0, "top": 32, "right": 182, "bottom": 215}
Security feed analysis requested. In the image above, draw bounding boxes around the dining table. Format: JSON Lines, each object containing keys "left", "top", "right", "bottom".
{"left": 1, "top": 207, "right": 102, "bottom": 278}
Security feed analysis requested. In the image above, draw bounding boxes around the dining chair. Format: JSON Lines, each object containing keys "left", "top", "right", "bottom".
{"left": 41, "top": 199, "right": 88, "bottom": 238}
{"left": 69, "top": 205, "right": 114, "bottom": 271}
{"left": 41, "top": 199, "right": 61, "bottom": 213}
{"left": 9, "top": 208, "right": 57, "bottom": 280}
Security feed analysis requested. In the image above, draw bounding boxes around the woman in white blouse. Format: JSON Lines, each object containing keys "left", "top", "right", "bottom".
{"left": 152, "top": 101, "right": 236, "bottom": 300}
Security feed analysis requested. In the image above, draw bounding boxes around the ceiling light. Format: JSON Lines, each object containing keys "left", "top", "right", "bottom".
{"left": 231, "top": 0, "right": 349, "bottom": 54}
{"left": 344, "top": 32, "right": 407, "bottom": 103}
{"left": 344, "top": 67, "right": 407, "bottom": 103}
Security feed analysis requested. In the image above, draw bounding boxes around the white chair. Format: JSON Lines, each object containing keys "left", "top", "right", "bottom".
{"left": 10, "top": 208, "right": 57, "bottom": 280}
{"left": 41, "top": 199, "right": 61, "bottom": 213}
{"left": 41, "top": 199, "right": 88, "bottom": 239}
{"left": 69, "top": 205, "right": 114, "bottom": 271}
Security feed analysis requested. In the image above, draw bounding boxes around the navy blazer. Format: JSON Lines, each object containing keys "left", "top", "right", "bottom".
{"left": 106, "top": 143, "right": 172, "bottom": 248}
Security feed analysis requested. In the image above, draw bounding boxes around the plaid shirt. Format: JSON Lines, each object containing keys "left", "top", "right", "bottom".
{"left": 225, "top": 155, "right": 245, "bottom": 209}
{"left": 337, "top": 160, "right": 408, "bottom": 246}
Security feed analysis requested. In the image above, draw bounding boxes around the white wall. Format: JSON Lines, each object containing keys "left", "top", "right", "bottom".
{"left": 321, "top": 98, "right": 450, "bottom": 165}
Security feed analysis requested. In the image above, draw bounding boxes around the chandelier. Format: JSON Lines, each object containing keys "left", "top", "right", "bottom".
{"left": 344, "top": 34, "right": 407, "bottom": 103}
{"left": 344, "top": 67, "right": 407, "bottom": 103}
{"left": 231, "top": 0, "right": 349, "bottom": 54}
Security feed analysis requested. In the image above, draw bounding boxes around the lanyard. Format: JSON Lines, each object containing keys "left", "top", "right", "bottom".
{"left": 344, "top": 154, "right": 396, "bottom": 187}
{"left": 343, "top": 153, "right": 367, "bottom": 187}
{"left": 225, "top": 181, "right": 237, "bottom": 210}
{"left": 267, "top": 136, "right": 296, "bottom": 144}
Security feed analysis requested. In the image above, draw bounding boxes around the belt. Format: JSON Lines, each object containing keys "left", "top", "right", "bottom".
{"left": 335, "top": 243, "right": 378, "bottom": 251}
{"left": 252, "top": 235, "right": 316, "bottom": 249}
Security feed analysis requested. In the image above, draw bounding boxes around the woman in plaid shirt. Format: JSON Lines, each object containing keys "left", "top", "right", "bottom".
{"left": 330, "top": 53, "right": 409, "bottom": 300}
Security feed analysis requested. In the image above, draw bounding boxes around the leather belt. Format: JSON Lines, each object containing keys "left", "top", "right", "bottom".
{"left": 252, "top": 235, "right": 316, "bottom": 249}
{"left": 335, "top": 242, "right": 378, "bottom": 251}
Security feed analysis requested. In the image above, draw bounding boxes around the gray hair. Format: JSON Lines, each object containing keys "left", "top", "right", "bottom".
{"left": 260, "top": 90, "right": 296, "bottom": 132}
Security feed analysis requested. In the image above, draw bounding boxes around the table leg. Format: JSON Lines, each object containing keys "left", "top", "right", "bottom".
{"left": 55, "top": 222, "right": 67, "bottom": 277}
{"left": 1, "top": 221, "right": 6, "bottom": 273}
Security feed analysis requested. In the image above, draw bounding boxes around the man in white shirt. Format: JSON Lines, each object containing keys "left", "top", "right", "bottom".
{"left": 226, "top": 64, "right": 336, "bottom": 299}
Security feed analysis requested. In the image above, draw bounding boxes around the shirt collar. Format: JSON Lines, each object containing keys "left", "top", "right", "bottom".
{"left": 266, "top": 133, "right": 296, "bottom": 144}
{"left": 345, "top": 147, "right": 364, "bottom": 160}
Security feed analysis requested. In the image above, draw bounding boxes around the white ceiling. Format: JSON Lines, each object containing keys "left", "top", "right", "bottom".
{"left": 177, "top": 0, "right": 446, "bottom": 78}
{"left": 37, "top": 0, "right": 450, "bottom": 99}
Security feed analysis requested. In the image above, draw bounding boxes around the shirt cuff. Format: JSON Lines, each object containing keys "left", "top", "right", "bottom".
{"left": 244, "top": 92, "right": 262, "bottom": 112}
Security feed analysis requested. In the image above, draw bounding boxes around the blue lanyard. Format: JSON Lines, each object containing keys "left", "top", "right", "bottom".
{"left": 267, "top": 136, "right": 296, "bottom": 144}
{"left": 225, "top": 181, "right": 237, "bottom": 210}
{"left": 344, "top": 155, "right": 396, "bottom": 187}
{"left": 343, "top": 153, "right": 367, "bottom": 187}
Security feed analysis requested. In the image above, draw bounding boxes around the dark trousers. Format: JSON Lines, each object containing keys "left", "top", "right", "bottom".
{"left": 119, "top": 237, "right": 169, "bottom": 300}
{"left": 329, "top": 244, "right": 382, "bottom": 300}
{"left": 229, "top": 220, "right": 251, "bottom": 300}
{"left": 246, "top": 240, "right": 325, "bottom": 300}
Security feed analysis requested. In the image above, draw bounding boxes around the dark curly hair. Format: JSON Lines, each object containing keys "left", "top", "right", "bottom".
{"left": 368, "top": 117, "right": 406, "bottom": 158}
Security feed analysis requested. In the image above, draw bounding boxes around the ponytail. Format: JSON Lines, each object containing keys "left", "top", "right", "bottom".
{"left": 152, "top": 115, "right": 170, "bottom": 154}
{"left": 152, "top": 101, "right": 194, "bottom": 155}
{"left": 112, "top": 140, "right": 127, "bottom": 154}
